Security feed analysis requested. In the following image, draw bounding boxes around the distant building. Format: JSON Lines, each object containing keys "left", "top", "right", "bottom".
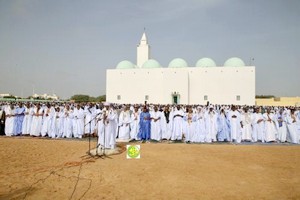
{"left": 32, "top": 93, "right": 59, "bottom": 100}
{"left": 0, "top": 93, "right": 12, "bottom": 98}
{"left": 256, "top": 97, "right": 300, "bottom": 107}
{"left": 106, "top": 32, "right": 255, "bottom": 105}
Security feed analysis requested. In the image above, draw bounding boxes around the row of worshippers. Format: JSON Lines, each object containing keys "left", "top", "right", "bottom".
{"left": 1, "top": 102, "right": 300, "bottom": 149}
{"left": 1, "top": 102, "right": 99, "bottom": 139}
{"left": 115, "top": 104, "right": 300, "bottom": 145}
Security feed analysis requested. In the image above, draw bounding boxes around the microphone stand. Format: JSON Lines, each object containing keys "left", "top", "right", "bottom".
{"left": 85, "top": 111, "right": 102, "bottom": 157}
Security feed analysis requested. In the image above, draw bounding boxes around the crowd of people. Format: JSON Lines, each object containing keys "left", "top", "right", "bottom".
{"left": 0, "top": 102, "right": 299, "bottom": 149}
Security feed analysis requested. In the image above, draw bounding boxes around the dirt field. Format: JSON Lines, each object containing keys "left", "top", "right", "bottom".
{"left": 0, "top": 137, "right": 299, "bottom": 200}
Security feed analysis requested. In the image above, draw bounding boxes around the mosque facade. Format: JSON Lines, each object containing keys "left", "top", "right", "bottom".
{"left": 106, "top": 32, "right": 255, "bottom": 105}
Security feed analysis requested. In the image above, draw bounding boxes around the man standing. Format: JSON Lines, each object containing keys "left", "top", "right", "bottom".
{"left": 171, "top": 105, "right": 184, "bottom": 141}
{"left": 63, "top": 104, "right": 73, "bottom": 138}
{"left": 30, "top": 103, "right": 44, "bottom": 137}
{"left": 118, "top": 105, "right": 131, "bottom": 140}
{"left": 5, "top": 103, "right": 15, "bottom": 136}
{"left": 217, "top": 108, "right": 230, "bottom": 142}
{"left": 252, "top": 107, "right": 265, "bottom": 142}
{"left": 0, "top": 105, "right": 5, "bottom": 135}
{"left": 41, "top": 104, "right": 54, "bottom": 137}
{"left": 73, "top": 104, "right": 84, "bottom": 139}
{"left": 98, "top": 103, "right": 117, "bottom": 149}
{"left": 130, "top": 106, "right": 140, "bottom": 140}
{"left": 84, "top": 103, "right": 93, "bottom": 137}
{"left": 263, "top": 108, "right": 276, "bottom": 142}
{"left": 286, "top": 109, "right": 299, "bottom": 144}
{"left": 22, "top": 103, "right": 33, "bottom": 136}
{"left": 14, "top": 103, "right": 25, "bottom": 136}
{"left": 205, "top": 105, "right": 218, "bottom": 143}
{"left": 275, "top": 109, "right": 288, "bottom": 143}
{"left": 150, "top": 106, "right": 162, "bottom": 141}
{"left": 228, "top": 105, "right": 242, "bottom": 143}
{"left": 138, "top": 106, "right": 151, "bottom": 142}
{"left": 194, "top": 107, "right": 206, "bottom": 143}
{"left": 184, "top": 107, "right": 196, "bottom": 143}
{"left": 161, "top": 106, "right": 171, "bottom": 140}
{"left": 240, "top": 107, "right": 252, "bottom": 142}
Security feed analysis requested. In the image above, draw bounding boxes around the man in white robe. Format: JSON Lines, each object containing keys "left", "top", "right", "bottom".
{"left": 130, "top": 106, "right": 140, "bottom": 140}
{"left": 228, "top": 105, "right": 242, "bottom": 143}
{"left": 286, "top": 109, "right": 299, "bottom": 144}
{"left": 240, "top": 107, "right": 252, "bottom": 142}
{"left": 263, "top": 108, "right": 276, "bottom": 142}
{"left": 98, "top": 103, "right": 117, "bottom": 149}
{"left": 90, "top": 105, "right": 98, "bottom": 137}
{"left": 204, "top": 106, "right": 218, "bottom": 143}
{"left": 184, "top": 107, "right": 197, "bottom": 143}
{"left": 22, "top": 103, "right": 33, "bottom": 135}
{"left": 194, "top": 107, "right": 206, "bottom": 143}
{"left": 63, "top": 105, "right": 73, "bottom": 138}
{"left": 84, "top": 104, "right": 93, "bottom": 137}
{"left": 275, "top": 109, "right": 288, "bottom": 143}
{"left": 171, "top": 105, "right": 184, "bottom": 141}
{"left": 118, "top": 106, "right": 131, "bottom": 140}
{"left": 252, "top": 108, "right": 265, "bottom": 142}
{"left": 73, "top": 104, "right": 84, "bottom": 138}
{"left": 5, "top": 104, "right": 15, "bottom": 136}
{"left": 55, "top": 107, "right": 65, "bottom": 138}
{"left": 41, "top": 104, "right": 54, "bottom": 137}
{"left": 161, "top": 106, "right": 171, "bottom": 140}
{"left": 30, "top": 104, "right": 44, "bottom": 137}
{"left": 150, "top": 106, "right": 162, "bottom": 141}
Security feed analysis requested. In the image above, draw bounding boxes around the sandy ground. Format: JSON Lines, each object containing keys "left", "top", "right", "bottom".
{"left": 0, "top": 137, "right": 299, "bottom": 200}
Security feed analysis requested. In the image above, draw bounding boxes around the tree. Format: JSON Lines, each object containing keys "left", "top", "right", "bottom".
{"left": 69, "top": 94, "right": 106, "bottom": 102}
{"left": 70, "top": 94, "right": 90, "bottom": 103}
{"left": 3, "top": 95, "right": 16, "bottom": 99}
{"left": 96, "top": 95, "right": 106, "bottom": 102}
{"left": 89, "top": 96, "right": 96, "bottom": 102}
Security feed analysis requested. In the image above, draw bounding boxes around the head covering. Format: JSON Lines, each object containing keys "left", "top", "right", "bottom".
{"left": 103, "top": 102, "right": 110, "bottom": 106}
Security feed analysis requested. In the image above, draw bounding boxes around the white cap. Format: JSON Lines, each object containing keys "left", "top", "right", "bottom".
{"left": 103, "top": 102, "right": 110, "bottom": 106}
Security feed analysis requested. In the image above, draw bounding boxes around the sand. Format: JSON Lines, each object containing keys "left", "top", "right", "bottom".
{"left": 0, "top": 137, "right": 299, "bottom": 200}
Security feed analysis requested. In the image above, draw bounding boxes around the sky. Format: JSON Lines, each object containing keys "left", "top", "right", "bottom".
{"left": 0, "top": 0, "right": 299, "bottom": 99}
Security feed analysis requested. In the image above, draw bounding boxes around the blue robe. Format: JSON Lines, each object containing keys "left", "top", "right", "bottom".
{"left": 138, "top": 112, "right": 151, "bottom": 140}
{"left": 217, "top": 114, "right": 231, "bottom": 141}
{"left": 14, "top": 107, "right": 25, "bottom": 135}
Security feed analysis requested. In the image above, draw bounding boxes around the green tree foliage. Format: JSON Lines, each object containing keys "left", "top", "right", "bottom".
{"left": 3, "top": 95, "right": 16, "bottom": 99}
{"left": 95, "top": 95, "right": 106, "bottom": 102}
{"left": 70, "top": 94, "right": 90, "bottom": 102}
{"left": 70, "top": 94, "right": 106, "bottom": 103}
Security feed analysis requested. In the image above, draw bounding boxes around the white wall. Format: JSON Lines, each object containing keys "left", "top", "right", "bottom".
{"left": 107, "top": 69, "right": 163, "bottom": 104}
{"left": 189, "top": 67, "right": 255, "bottom": 105}
{"left": 162, "top": 68, "right": 188, "bottom": 104}
{"left": 106, "top": 67, "right": 255, "bottom": 105}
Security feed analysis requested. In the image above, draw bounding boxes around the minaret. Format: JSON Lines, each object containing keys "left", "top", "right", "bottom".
{"left": 137, "top": 31, "right": 150, "bottom": 68}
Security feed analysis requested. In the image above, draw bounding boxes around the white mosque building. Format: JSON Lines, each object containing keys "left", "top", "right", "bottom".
{"left": 106, "top": 32, "right": 255, "bottom": 105}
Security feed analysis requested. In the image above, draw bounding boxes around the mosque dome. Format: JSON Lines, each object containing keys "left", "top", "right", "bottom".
{"left": 116, "top": 60, "right": 136, "bottom": 69}
{"left": 195, "top": 58, "right": 217, "bottom": 67}
{"left": 142, "top": 59, "right": 161, "bottom": 68}
{"left": 224, "top": 57, "right": 245, "bottom": 67}
{"left": 168, "top": 58, "right": 188, "bottom": 68}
